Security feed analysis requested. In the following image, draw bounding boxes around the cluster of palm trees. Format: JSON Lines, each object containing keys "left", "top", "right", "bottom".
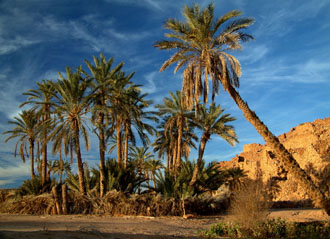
{"left": 153, "top": 3, "right": 330, "bottom": 214}
{"left": 4, "top": 52, "right": 239, "bottom": 197}
{"left": 4, "top": 2, "right": 329, "bottom": 215}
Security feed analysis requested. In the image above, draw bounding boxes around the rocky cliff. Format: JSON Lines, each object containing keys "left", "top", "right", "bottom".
{"left": 219, "top": 117, "right": 330, "bottom": 201}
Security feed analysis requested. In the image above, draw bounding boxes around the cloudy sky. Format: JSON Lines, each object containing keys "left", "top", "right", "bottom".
{"left": 1, "top": 0, "right": 330, "bottom": 188}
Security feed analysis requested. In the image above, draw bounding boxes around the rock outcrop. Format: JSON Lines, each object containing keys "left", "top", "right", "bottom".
{"left": 219, "top": 117, "right": 330, "bottom": 201}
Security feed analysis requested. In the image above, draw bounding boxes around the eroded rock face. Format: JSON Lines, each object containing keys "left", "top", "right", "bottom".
{"left": 219, "top": 117, "right": 330, "bottom": 201}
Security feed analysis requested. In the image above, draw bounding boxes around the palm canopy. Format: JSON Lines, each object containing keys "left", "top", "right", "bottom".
{"left": 81, "top": 53, "right": 124, "bottom": 126}
{"left": 4, "top": 109, "right": 40, "bottom": 161}
{"left": 4, "top": 109, "right": 40, "bottom": 178}
{"left": 155, "top": 91, "right": 196, "bottom": 171}
{"left": 154, "top": 3, "right": 254, "bottom": 110}
{"left": 195, "top": 102, "right": 238, "bottom": 145}
{"left": 50, "top": 67, "right": 91, "bottom": 155}
{"left": 20, "top": 80, "right": 56, "bottom": 114}
{"left": 20, "top": 79, "right": 56, "bottom": 185}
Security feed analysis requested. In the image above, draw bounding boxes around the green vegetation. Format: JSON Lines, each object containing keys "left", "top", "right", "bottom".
{"left": 202, "top": 219, "right": 330, "bottom": 239}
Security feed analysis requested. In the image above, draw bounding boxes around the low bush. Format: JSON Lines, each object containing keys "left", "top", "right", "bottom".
{"left": 202, "top": 219, "right": 330, "bottom": 239}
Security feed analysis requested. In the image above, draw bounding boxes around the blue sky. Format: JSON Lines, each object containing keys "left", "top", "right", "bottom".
{"left": 1, "top": 0, "right": 330, "bottom": 188}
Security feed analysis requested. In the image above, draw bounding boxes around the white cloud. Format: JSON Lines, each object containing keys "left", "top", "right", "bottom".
{"left": 0, "top": 179, "right": 15, "bottom": 186}
{"left": 0, "top": 161, "right": 30, "bottom": 178}
{"left": 238, "top": 44, "right": 269, "bottom": 64}
{"left": 141, "top": 71, "right": 157, "bottom": 94}
{"left": 0, "top": 36, "right": 39, "bottom": 55}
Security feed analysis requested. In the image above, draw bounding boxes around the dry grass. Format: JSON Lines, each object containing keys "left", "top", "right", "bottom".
{"left": 2, "top": 193, "right": 55, "bottom": 215}
{"left": 0, "top": 189, "right": 230, "bottom": 216}
{"left": 229, "top": 180, "right": 272, "bottom": 228}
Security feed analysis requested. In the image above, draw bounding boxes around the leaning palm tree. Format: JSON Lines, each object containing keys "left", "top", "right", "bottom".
{"left": 4, "top": 109, "right": 40, "bottom": 179}
{"left": 154, "top": 3, "right": 330, "bottom": 214}
{"left": 21, "top": 80, "right": 55, "bottom": 186}
{"left": 50, "top": 67, "right": 91, "bottom": 195}
{"left": 81, "top": 53, "right": 123, "bottom": 197}
{"left": 190, "top": 103, "right": 238, "bottom": 186}
{"left": 155, "top": 91, "right": 195, "bottom": 173}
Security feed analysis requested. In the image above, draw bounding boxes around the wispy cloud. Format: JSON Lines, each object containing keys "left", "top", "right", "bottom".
{"left": 0, "top": 161, "right": 29, "bottom": 178}
{"left": 0, "top": 36, "right": 39, "bottom": 55}
{"left": 141, "top": 71, "right": 157, "bottom": 94}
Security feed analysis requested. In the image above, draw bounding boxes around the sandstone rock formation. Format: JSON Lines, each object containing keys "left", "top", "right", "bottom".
{"left": 219, "top": 117, "right": 330, "bottom": 201}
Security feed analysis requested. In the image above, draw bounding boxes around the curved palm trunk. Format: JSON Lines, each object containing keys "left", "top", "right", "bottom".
{"left": 74, "top": 123, "right": 86, "bottom": 195}
{"left": 116, "top": 118, "right": 123, "bottom": 168}
{"left": 223, "top": 81, "right": 330, "bottom": 215}
{"left": 98, "top": 112, "right": 106, "bottom": 197}
{"left": 190, "top": 133, "right": 209, "bottom": 186}
{"left": 29, "top": 138, "right": 35, "bottom": 179}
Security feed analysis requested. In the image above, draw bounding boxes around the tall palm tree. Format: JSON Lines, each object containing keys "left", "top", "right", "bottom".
{"left": 154, "top": 3, "right": 330, "bottom": 214}
{"left": 50, "top": 67, "right": 91, "bottom": 195}
{"left": 190, "top": 103, "right": 238, "bottom": 186}
{"left": 20, "top": 80, "right": 55, "bottom": 186}
{"left": 4, "top": 109, "right": 40, "bottom": 179}
{"left": 81, "top": 53, "right": 123, "bottom": 197}
{"left": 121, "top": 89, "right": 157, "bottom": 168}
{"left": 155, "top": 91, "right": 195, "bottom": 173}
{"left": 107, "top": 70, "right": 135, "bottom": 167}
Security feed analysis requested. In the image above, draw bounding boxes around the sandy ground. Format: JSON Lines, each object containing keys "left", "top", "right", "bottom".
{"left": 0, "top": 209, "right": 329, "bottom": 239}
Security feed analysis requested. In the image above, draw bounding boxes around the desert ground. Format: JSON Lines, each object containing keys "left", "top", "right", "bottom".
{"left": 0, "top": 209, "right": 329, "bottom": 239}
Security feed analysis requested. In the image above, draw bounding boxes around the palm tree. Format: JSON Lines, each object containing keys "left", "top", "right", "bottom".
{"left": 21, "top": 80, "right": 55, "bottom": 186}
{"left": 225, "top": 167, "right": 248, "bottom": 191}
{"left": 48, "top": 158, "right": 71, "bottom": 184}
{"left": 81, "top": 53, "right": 123, "bottom": 197}
{"left": 107, "top": 70, "right": 135, "bottom": 167}
{"left": 50, "top": 67, "right": 91, "bottom": 195}
{"left": 4, "top": 109, "right": 40, "bottom": 179}
{"left": 129, "top": 146, "right": 154, "bottom": 192}
{"left": 145, "top": 158, "right": 163, "bottom": 188}
{"left": 190, "top": 103, "right": 238, "bottom": 186}
{"left": 154, "top": 3, "right": 330, "bottom": 214}
{"left": 122, "top": 89, "right": 157, "bottom": 168}
{"left": 155, "top": 91, "right": 195, "bottom": 173}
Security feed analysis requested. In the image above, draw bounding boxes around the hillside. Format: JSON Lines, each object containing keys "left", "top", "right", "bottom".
{"left": 219, "top": 117, "right": 330, "bottom": 201}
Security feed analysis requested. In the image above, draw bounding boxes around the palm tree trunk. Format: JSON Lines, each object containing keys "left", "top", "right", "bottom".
{"left": 176, "top": 118, "right": 183, "bottom": 171}
{"left": 116, "top": 118, "right": 123, "bottom": 167}
{"left": 29, "top": 138, "right": 35, "bottom": 179}
{"left": 166, "top": 150, "right": 170, "bottom": 172}
{"left": 42, "top": 109, "right": 49, "bottom": 186}
{"left": 74, "top": 123, "right": 86, "bottom": 195}
{"left": 172, "top": 140, "right": 177, "bottom": 175}
{"left": 223, "top": 81, "right": 330, "bottom": 215}
{"left": 41, "top": 135, "right": 47, "bottom": 185}
{"left": 98, "top": 112, "right": 106, "bottom": 197}
{"left": 124, "top": 122, "right": 129, "bottom": 168}
{"left": 190, "top": 134, "right": 209, "bottom": 186}
{"left": 153, "top": 174, "right": 156, "bottom": 189}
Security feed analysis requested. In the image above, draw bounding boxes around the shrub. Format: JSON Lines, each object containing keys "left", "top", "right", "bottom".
{"left": 229, "top": 179, "right": 271, "bottom": 228}
{"left": 203, "top": 219, "right": 330, "bottom": 239}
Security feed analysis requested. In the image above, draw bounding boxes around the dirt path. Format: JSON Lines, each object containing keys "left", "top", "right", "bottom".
{"left": 0, "top": 209, "right": 329, "bottom": 239}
